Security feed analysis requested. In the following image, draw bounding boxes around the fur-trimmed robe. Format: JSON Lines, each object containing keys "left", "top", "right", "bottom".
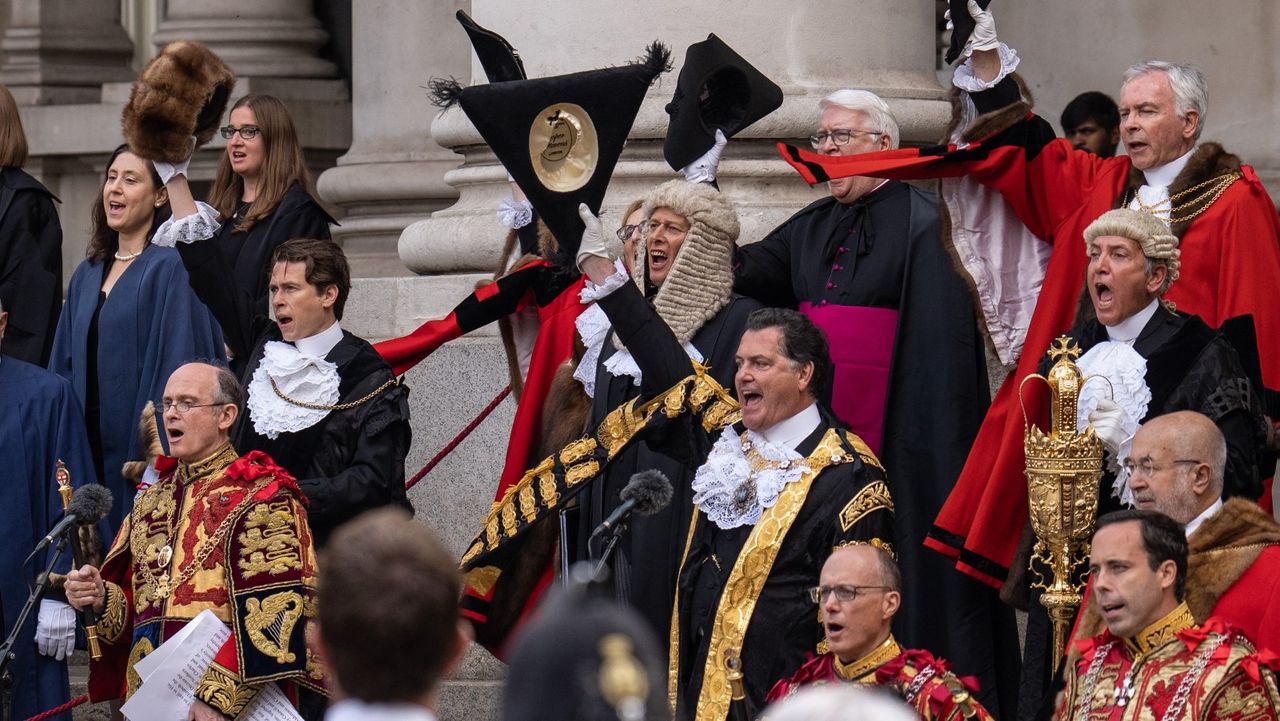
{"left": 1070, "top": 498, "right": 1280, "bottom": 661}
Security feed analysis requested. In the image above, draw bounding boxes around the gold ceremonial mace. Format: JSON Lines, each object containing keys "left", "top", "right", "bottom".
{"left": 55, "top": 461, "right": 103, "bottom": 660}
{"left": 1020, "top": 337, "right": 1104, "bottom": 670}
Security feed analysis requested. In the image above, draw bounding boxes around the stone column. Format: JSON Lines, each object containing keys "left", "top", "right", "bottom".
{"left": 315, "top": 0, "right": 470, "bottom": 278}
{"left": 399, "top": 0, "right": 950, "bottom": 275}
{"left": 0, "top": 0, "right": 134, "bottom": 103}
{"left": 151, "top": 0, "right": 335, "bottom": 78}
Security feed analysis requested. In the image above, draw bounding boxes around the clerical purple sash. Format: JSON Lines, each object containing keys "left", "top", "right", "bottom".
{"left": 799, "top": 302, "right": 897, "bottom": 454}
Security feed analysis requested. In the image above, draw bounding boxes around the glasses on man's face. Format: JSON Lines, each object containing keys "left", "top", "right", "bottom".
{"left": 219, "top": 125, "right": 261, "bottom": 140}
{"left": 807, "top": 584, "right": 892, "bottom": 604}
{"left": 1121, "top": 457, "right": 1202, "bottom": 477}
{"left": 161, "top": 399, "right": 224, "bottom": 414}
{"left": 616, "top": 223, "right": 642, "bottom": 242}
{"left": 809, "top": 129, "right": 883, "bottom": 150}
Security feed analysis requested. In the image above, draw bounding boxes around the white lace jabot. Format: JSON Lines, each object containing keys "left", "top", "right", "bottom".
{"left": 246, "top": 331, "right": 342, "bottom": 439}
{"left": 151, "top": 201, "right": 221, "bottom": 248}
{"left": 692, "top": 426, "right": 810, "bottom": 529}
{"left": 1075, "top": 341, "right": 1152, "bottom": 505}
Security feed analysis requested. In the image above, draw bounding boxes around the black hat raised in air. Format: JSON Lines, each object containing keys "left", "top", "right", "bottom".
{"left": 431, "top": 43, "right": 672, "bottom": 257}
{"left": 662, "top": 33, "right": 783, "bottom": 171}
{"left": 455, "top": 10, "right": 526, "bottom": 83}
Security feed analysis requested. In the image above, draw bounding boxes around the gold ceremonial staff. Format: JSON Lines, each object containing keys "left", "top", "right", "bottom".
{"left": 55, "top": 461, "right": 102, "bottom": 660}
{"left": 1020, "top": 337, "right": 1105, "bottom": 670}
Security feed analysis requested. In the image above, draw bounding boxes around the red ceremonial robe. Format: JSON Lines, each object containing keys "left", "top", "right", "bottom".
{"left": 775, "top": 83, "right": 1280, "bottom": 587}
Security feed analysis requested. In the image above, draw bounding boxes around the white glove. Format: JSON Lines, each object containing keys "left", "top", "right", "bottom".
{"left": 36, "top": 599, "right": 76, "bottom": 661}
{"left": 681, "top": 129, "right": 727, "bottom": 184}
{"left": 153, "top": 136, "right": 197, "bottom": 184}
{"left": 575, "top": 203, "right": 623, "bottom": 271}
{"left": 1088, "top": 397, "right": 1129, "bottom": 456}
{"left": 944, "top": 1, "right": 999, "bottom": 58}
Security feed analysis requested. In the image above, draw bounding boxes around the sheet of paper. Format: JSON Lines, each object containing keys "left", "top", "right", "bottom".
{"left": 240, "top": 681, "right": 304, "bottom": 721}
{"left": 131, "top": 610, "right": 206, "bottom": 680}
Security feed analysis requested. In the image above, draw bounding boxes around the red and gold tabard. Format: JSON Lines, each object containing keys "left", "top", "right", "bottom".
{"left": 764, "top": 635, "right": 994, "bottom": 720}
{"left": 1054, "top": 603, "right": 1280, "bottom": 721}
{"left": 87, "top": 444, "right": 324, "bottom": 718}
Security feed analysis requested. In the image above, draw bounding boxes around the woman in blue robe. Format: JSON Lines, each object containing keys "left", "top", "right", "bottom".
{"left": 49, "top": 145, "right": 224, "bottom": 533}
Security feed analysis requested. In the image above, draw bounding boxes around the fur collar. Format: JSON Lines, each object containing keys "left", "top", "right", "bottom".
{"left": 1117, "top": 142, "right": 1243, "bottom": 238}
{"left": 944, "top": 73, "right": 1035, "bottom": 145}
{"left": 1069, "top": 498, "right": 1280, "bottom": 662}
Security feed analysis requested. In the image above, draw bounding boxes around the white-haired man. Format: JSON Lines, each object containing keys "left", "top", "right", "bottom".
{"left": 733, "top": 88, "right": 1015, "bottom": 715}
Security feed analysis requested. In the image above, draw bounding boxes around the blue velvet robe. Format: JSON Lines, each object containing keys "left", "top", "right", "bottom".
{"left": 0, "top": 357, "right": 95, "bottom": 721}
{"left": 48, "top": 246, "right": 224, "bottom": 532}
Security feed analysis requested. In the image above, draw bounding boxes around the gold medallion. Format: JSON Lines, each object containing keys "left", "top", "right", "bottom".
{"left": 528, "top": 103, "right": 598, "bottom": 192}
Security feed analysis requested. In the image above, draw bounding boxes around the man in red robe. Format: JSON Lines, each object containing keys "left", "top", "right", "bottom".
{"left": 775, "top": 3, "right": 1280, "bottom": 592}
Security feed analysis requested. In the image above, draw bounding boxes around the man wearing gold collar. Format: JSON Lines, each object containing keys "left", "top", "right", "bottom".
{"left": 65, "top": 362, "right": 324, "bottom": 720}
{"left": 763, "top": 545, "right": 993, "bottom": 721}
{"left": 1053, "top": 509, "right": 1280, "bottom": 721}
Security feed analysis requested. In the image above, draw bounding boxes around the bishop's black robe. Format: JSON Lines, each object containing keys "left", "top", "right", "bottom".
{"left": 179, "top": 230, "right": 412, "bottom": 548}
{"left": 733, "top": 180, "right": 1018, "bottom": 716}
{"left": 577, "top": 286, "right": 761, "bottom": 646}
{"left": 0, "top": 357, "right": 95, "bottom": 721}
{"left": 0, "top": 167, "right": 61, "bottom": 366}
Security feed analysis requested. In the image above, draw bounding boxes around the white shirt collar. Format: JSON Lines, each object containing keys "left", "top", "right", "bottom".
{"left": 1141, "top": 146, "right": 1196, "bottom": 189}
{"left": 294, "top": 320, "right": 343, "bottom": 359}
{"left": 1185, "top": 497, "right": 1224, "bottom": 537}
{"left": 327, "top": 700, "right": 437, "bottom": 721}
{"left": 1105, "top": 299, "right": 1160, "bottom": 345}
{"left": 759, "top": 402, "right": 822, "bottom": 451}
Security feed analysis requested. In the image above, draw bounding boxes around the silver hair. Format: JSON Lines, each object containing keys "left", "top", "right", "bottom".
{"left": 819, "top": 89, "right": 900, "bottom": 149}
{"left": 1122, "top": 61, "right": 1208, "bottom": 141}
{"left": 766, "top": 685, "right": 917, "bottom": 721}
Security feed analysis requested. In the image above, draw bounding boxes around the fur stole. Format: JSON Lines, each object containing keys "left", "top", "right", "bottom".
{"left": 943, "top": 73, "right": 1035, "bottom": 145}
{"left": 1115, "top": 142, "right": 1244, "bottom": 238}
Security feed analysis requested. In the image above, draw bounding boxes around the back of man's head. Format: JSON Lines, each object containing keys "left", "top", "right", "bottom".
{"left": 318, "top": 508, "right": 463, "bottom": 703}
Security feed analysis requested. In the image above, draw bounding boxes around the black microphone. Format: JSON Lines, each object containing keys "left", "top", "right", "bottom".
{"left": 591, "top": 470, "right": 673, "bottom": 538}
{"left": 36, "top": 484, "right": 113, "bottom": 553}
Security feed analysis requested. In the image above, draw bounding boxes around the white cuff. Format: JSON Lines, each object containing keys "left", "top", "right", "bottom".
{"left": 152, "top": 201, "right": 221, "bottom": 248}
{"left": 579, "top": 259, "right": 630, "bottom": 302}
{"left": 952, "top": 42, "right": 1020, "bottom": 93}
{"left": 497, "top": 197, "right": 534, "bottom": 229}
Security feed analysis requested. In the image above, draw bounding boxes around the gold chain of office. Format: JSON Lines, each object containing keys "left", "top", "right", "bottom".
{"left": 1121, "top": 171, "right": 1241, "bottom": 225}
{"left": 270, "top": 376, "right": 398, "bottom": 411}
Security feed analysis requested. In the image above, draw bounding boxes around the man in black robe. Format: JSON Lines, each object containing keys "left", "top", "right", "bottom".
{"left": 730, "top": 89, "right": 1015, "bottom": 714}
{"left": 178, "top": 237, "right": 412, "bottom": 547}
{"left": 578, "top": 230, "right": 893, "bottom": 720}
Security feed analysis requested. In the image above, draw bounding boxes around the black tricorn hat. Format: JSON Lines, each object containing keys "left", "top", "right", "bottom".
{"left": 945, "top": 0, "right": 993, "bottom": 65}
{"left": 431, "top": 43, "right": 672, "bottom": 257}
{"left": 456, "top": 10, "right": 526, "bottom": 83}
{"left": 662, "top": 34, "right": 783, "bottom": 171}
{"left": 122, "top": 41, "right": 236, "bottom": 163}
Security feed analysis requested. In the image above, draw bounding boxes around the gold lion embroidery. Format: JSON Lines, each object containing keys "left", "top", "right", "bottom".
{"left": 839, "top": 480, "right": 894, "bottom": 532}
{"left": 244, "top": 591, "right": 304, "bottom": 664}
{"left": 237, "top": 501, "right": 302, "bottom": 577}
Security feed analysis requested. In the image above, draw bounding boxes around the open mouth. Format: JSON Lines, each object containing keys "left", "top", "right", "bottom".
{"left": 230, "top": 150, "right": 248, "bottom": 163}
{"left": 1100, "top": 601, "right": 1125, "bottom": 618}
{"left": 107, "top": 201, "right": 126, "bottom": 214}
{"left": 649, "top": 249, "right": 669, "bottom": 271}
{"left": 1093, "top": 282, "right": 1114, "bottom": 307}
{"left": 740, "top": 390, "right": 764, "bottom": 410}
{"left": 277, "top": 315, "right": 294, "bottom": 333}
{"left": 167, "top": 427, "right": 185, "bottom": 445}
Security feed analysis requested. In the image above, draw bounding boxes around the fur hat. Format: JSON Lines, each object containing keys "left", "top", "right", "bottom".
{"left": 122, "top": 41, "right": 236, "bottom": 163}
{"left": 1083, "top": 208, "right": 1181, "bottom": 286}
{"left": 631, "top": 180, "right": 738, "bottom": 345}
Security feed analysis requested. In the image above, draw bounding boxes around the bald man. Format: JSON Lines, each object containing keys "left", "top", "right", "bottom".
{"left": 1071, "top": 410, "right": 1280, "bottom": 655}
{"left": 764, "top": 545, "right": 993, "bottom": 720}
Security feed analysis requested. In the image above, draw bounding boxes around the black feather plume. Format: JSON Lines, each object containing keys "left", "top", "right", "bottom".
{"left": 427, "top": 77, "right": 465, "bottom": 109}
{"left": 635, "top": 41, "right": 673, "bottom": 85}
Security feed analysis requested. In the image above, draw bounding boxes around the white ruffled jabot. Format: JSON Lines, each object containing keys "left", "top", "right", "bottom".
{"left": 151, "top": 201, "right": 221, "bottom": 247}
{"left": 692, "top": 426, "right": 809, "bottom": 529}
{"left": 246, "top": 341, "right": 341, "bottom": 439}
{"left": 1075, "top": 341, "right": 1152, "bottom": 505}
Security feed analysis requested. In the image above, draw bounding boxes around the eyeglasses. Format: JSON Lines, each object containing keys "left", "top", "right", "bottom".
{"left": 1121, "top": 458, "right": 1202, "bottom": 477}
{"left": 161, "top": 400, "right": 225, "bottom": 413}
{"left": 616, "top": 223, "right": 642, "bottom": 242}
{"left": 645, "top": 220, "right": 689, "bottom": 237}
{"left": 219, "top": 125, "right": 261, "bottom": 140}
{"left": 807, "top": 585, "right": 892, "bottom": 603}
{"left": 809, "top": 129, "right": 883, "bottom": 149}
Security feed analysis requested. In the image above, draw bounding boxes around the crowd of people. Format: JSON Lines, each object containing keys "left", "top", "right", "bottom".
{"left": 3, "top": 3, "right": 1280, "bottom": 721}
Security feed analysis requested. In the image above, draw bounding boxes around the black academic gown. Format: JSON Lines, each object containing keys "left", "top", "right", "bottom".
{"left": 0, "top": 357, "right": 95, "bottom": 721}
{"left": 734, "top": 181, "right": 1018, "bottom": 717}
{"left": 0, "top": 167, "right": 61, "bottom": 366}
{"left": 1020, "top": 306, "right": 1269, "bottom": 720}
{"left": 178, "top": 228, "right": 412, "bottom": 548}
{"left": 578, "top": 286, "right": 761, "bottom": 645}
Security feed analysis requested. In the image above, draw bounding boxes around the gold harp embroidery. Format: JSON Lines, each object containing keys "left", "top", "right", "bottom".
{"left": 244, "top": 591, "right": 304, "bottom": 664}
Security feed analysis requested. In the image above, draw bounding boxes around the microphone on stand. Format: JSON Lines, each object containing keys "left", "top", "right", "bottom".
{"left": 591, "top": 470, "right": 674, "bottom": 538}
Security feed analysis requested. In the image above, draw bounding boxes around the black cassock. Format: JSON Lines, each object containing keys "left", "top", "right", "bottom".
{"left": 734, "top": 180, "right": 1019, "bottom": 717}
{"left": 577, "top": 285, "right": 761, "bottom": 647}
{"left": 0, "top": 167, "right": 61, "bottom": 366}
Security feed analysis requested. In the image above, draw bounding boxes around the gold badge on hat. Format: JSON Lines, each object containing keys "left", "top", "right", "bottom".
{"left": 529, "top": 103, "right": 598, "bottom": 192}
